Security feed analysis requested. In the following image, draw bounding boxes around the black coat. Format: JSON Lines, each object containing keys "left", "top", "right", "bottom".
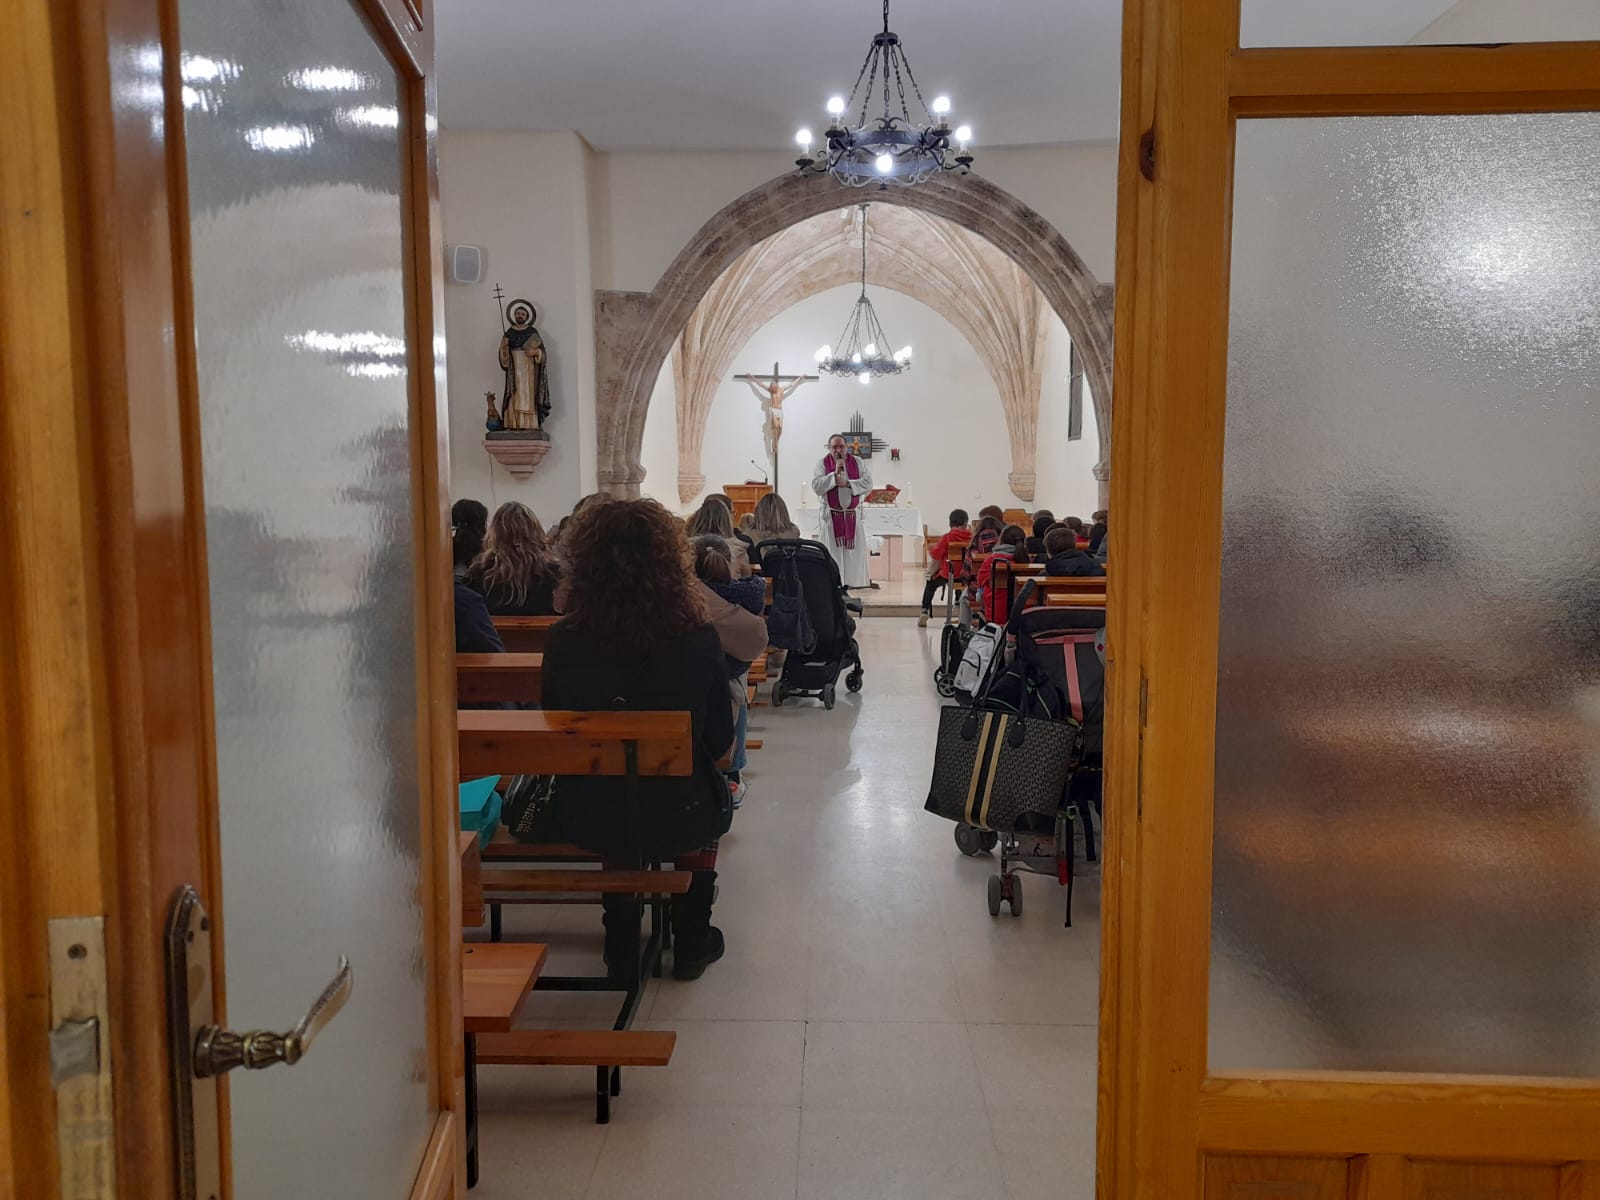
{"left": 542, "top": 621, "right": 734, "bottom": 860}
{"left": 454, "top": 583, "right": 505, "bottom": 653}
{"left": 1044, "top": 550, "right": 1106, "bottom": 578}
{"left": 465, "top": 563, "right": 562, "bottom": 617}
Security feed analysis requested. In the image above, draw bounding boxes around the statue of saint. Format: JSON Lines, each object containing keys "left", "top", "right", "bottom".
{"left": 499, "top": 299, "right": 551, "bottom": 431}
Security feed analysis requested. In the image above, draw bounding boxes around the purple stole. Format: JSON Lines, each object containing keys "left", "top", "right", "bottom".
{"left": 823, "top": 454, "right": 862, "bottom": 549}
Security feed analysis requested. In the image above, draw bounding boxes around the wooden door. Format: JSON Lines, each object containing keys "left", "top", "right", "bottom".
{"left": 1099, "top": 4, "right": 1600, "bottom": 1198}
{"left": 0, "top": 1, "right": 460, "bottom": 1197}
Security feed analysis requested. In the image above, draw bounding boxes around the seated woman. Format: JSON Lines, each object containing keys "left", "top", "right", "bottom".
{"left": 976, "top": 524, "right": 1032, "bottom": 624}
{"left": 748, "top": 492, "right": 801, "bottom": 548}
{"left": 687, "top": 497, "right": 752, "bottom": 577}
{"left": 691, "top": 535, "right": 769, "bottom": 809}
{"left": 464, "top": 501, "right": 561, "bottom": 615}
{"left": 543, "top": 499, "right": 734, "bottom": 981}
{"left": 451, "top": 498, "right": 488, "bottom": 583}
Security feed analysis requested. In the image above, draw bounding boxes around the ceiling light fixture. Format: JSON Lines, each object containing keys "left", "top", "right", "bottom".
{"left": 816, "top": 206, "right": 910, "bottom": 380}
{"left": 792, "top": 0, "right": 974, "bottom": 189}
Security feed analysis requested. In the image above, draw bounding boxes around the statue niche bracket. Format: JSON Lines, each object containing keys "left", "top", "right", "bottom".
{"left": 482, "top": 288, "right": 553, "bottom": 479}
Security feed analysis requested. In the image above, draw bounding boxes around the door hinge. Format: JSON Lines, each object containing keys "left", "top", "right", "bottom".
{"left": 48, "top": 916, "right": 116, "bottom": 1200}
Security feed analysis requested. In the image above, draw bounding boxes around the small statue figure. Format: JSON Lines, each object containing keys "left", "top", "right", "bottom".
{"left": 483, "top": 391, "right": 504, "bottom": 433}
{"left": 498, "top": 298, "right": 551, "bottom": 432}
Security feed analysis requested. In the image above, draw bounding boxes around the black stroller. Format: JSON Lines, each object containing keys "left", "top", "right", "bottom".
{"left": 756, "top": 538, "right": 864, "bottom": 710}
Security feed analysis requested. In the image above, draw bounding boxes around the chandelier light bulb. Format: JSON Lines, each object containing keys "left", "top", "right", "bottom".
{"left": 827, "top": 95, "right": 846, "bottom": 117}
{"left": 954, "top": 125, "right": 972, "bottom": 146}
{"left": 851, "top": 353, "right": 862, "bottom": 365}
{"left": 859, "top": 371, "right": 871, "bottom": 384}
{"left": 896, "top": 345, "right": 913, "bottom": 362}
{"left": 815, "top": 344, "right": 831, "bottom": 363}
{"left": 796, "top": 128, "right": 813, "bottom": 148}
{"left": 931, "top": 95, "right": 951, "bottom": 116}
{"left": 875, "top": 152, "right": 894, "bottom": 174}
{"left": 864, "top": 343, "right": 877, "bottom": 357}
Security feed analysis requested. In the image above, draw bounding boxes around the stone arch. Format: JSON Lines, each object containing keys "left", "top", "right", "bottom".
{"left": 668, "top": 205, "right": 1051, "bottom": 505}
{"left": 595, "top": 169, "right": 1114, "bottom": 501}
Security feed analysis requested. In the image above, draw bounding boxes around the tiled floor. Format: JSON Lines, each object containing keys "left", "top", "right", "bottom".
{"left": 472, "top": 618, "right": 1100, "bottom": 1199}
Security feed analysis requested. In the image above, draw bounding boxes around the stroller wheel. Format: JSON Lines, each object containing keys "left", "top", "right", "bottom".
{"left": 822, "top": 683, "right": 837, "bottom": 710}
{"left": 978, "top": 830, "right": 999, "bottom": 853}
{"left": 845, "top": 668, "right": 863, "bottom": 693}
{"left": 954, "top": 823, "right": 986, "bottom": 857}
{"left": 986, "top": 874, "right": 1003, "bottom": 917}
{"left": 771, "top": 682, "right": 785, "bottom": 707}
{"left": 935, "top": 672, "right": 957, "bottom": 698}
{"left": 1007, "top": 874, "right": 1024, "bottom": 917}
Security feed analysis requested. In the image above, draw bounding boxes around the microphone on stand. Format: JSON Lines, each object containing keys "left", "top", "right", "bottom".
{"left": 748, "top": 459, "right": 770, "bottom": 484}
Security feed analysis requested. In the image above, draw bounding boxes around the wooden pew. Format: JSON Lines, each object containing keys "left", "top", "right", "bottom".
{"left": 461, "top": 941, "right": 548, "bottom": 1187}
{"left": 492, "top": 614, "right": 560, "bottom": 653}
{"left": 457, "top": 708, "right": 695, "bottom": 1123}
{"left": 457, "top": 652, "right": 542, "bottom": 705}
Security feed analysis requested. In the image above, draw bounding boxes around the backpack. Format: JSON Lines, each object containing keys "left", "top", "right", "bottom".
{"left": 765, "top": 554, "right": 815, "bottom": 654}
{"left": 954, "top": 622, "right": 1005, "bottom": 698}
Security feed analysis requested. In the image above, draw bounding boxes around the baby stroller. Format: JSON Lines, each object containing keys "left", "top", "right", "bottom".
{"left": 951, "top": 581, "right": 1105, "bottom": 923}
{"left": 756, "top": 539, "right": 864, "bottom": 710}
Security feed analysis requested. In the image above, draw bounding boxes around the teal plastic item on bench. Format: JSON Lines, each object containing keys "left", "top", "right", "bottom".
{"left": 460, "top": 775, "right": 503, "bottom": 847}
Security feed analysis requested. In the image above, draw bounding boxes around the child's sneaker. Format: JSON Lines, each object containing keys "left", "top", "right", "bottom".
{"left": 918, "top": 611, "right": 929, "bottom": 627}
{"left": 728, "top": 777, "right": 748, "bottom": 809}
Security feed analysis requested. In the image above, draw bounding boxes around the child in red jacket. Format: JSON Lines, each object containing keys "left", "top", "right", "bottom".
{"left": 919, "top": 508, "right": 972, "bottom": 627}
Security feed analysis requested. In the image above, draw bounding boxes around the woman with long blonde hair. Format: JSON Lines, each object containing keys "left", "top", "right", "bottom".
{"left": 464, "top": 501, "right": 561, "bottom": 615}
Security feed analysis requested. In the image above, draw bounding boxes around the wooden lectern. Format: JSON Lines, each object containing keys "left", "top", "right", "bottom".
{"left": 723, "top": 482, "right": 772, "bottom": 521}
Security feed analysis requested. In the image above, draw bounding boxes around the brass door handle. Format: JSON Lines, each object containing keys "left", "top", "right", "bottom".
{"left": 193, "top": 957, "right": 352, "bottom": 1078}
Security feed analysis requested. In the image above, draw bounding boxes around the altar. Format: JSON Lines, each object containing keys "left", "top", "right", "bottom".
{"left": 802, "top": 504, "right": 923, "bottom": 582}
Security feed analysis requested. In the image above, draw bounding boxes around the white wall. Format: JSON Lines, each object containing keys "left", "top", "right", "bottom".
{"left": 589, "top": 142, "right": 1118, "bottom": 295}
{"left": 439, "top": 131, "right": 597, "bottom": 525}
{"left": 1416, "top": 0, "right": 1599, "bottom": 41}
{"left": 639, "top": 286, "right": 1100, "bottom": 521}
{"left": 440, "top": 135, "right": 1117, "bottom": 520}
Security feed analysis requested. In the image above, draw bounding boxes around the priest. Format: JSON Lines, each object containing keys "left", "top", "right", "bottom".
{"left": 811, "top": 434, "right": 873, "bottom": 588}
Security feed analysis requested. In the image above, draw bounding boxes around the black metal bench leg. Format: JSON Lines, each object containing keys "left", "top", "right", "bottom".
{"left": 465, "top": 1033, "right": 479, "bottom": 1188}
{"left": 489, "top": 902, "right": 502, "bottom": 943}
{"left": 610, "top": 1065, "right": 622, "bottom": 1096}
{"left": 595, "top": 1065, "right": 611, "bottom": 1124}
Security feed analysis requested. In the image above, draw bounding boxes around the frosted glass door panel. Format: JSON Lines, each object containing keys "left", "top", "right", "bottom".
{"left": 1242, "top": 1, "right": 1600, "bottom": 47}
{"left": 179, "top": 0, "right": 430, "bottom": 1194}
{"left": 1210, "top": 114, "right": 1600, "bottom": 1076}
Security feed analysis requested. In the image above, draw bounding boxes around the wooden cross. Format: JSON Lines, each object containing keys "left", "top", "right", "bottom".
{"left": 732, "top": 362, "right": 818, "bottom": 494}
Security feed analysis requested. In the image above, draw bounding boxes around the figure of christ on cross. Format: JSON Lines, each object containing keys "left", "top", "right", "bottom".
{"left": 733, "top": 362, "right": 818, "bottom": 495}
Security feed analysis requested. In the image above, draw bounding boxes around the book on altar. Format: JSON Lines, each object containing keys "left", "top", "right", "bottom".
{"left": 864, "top": 485, "right": 902, "bottom": 505}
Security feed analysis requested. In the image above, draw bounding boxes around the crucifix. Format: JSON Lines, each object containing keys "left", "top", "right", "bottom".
{"left": 733, "top": 361, "right": 818, "bottom": 495}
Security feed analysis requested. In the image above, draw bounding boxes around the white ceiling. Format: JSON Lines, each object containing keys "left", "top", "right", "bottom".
{"left": 436, "top": 0, "right": 1459, "bottom": 150}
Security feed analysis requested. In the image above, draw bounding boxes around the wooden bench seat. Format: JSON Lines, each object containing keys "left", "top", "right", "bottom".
{"left": 457, "top": 652, "right": 542, "bottom": 705}
{"left": 483, "top": 868, "right": 693, "bottom": 895}
{"left": 482, "top": 835, "right": 596, "bottom": 862}
{"left": 476, "top": 1029, "right": 676, "bottom": 1069}
{"left": 492, "top": 614, "right": 560, "bottom": 653}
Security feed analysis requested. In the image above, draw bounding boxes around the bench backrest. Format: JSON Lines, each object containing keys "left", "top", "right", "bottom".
{"left": 457, "top": 652, "right": 542, "bottom": 705}
{"left": 492, "top": 615, "right": 560, "bottom": 653}
{"left": 457, "top": 709, "right": 693, "bottom": 777}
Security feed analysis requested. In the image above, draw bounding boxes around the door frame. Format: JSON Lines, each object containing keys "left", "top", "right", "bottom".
{"left": 0, "top": 1, "right": 461, "bottom": 1197}
{"left": 1098, "top": 3, "right": 1600, "bottom": 1196}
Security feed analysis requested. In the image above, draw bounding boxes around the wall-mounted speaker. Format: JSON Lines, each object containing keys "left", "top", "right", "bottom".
{"left": 449, "top": 244, "right": 483, "bottom": 285}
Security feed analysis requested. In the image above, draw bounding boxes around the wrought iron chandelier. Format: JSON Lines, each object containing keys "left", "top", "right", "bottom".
{"left": 792, "top": 0, "right": 974, "bottom": 189}
{"left": 815, "top": 206, "right": 910, "bottom": 382}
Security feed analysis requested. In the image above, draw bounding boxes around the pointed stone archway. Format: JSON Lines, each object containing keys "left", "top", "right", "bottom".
{"left": 594, "top": 169, "right": 1114, "bottom": 503}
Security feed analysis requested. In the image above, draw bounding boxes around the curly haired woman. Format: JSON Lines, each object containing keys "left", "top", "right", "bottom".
{"left": 543, "top": 498, "right": 734, "bottom": 980}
